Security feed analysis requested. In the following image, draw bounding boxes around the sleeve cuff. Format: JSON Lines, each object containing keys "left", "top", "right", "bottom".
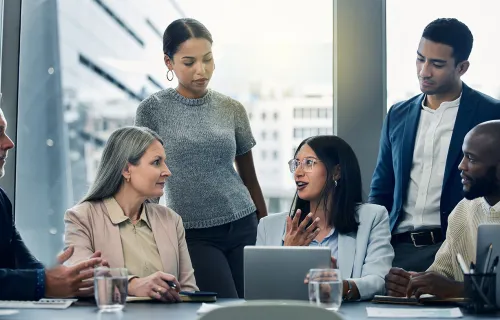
{"left": 35, "top": 269, "right": 45, "bottom": 300}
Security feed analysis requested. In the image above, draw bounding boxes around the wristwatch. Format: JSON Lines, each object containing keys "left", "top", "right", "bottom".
{"left": 344, "top": 280, "right": 355, "bottom": 301}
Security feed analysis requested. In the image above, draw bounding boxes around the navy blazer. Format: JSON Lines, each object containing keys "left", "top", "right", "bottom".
{"left": 0, "top": 187, "right": 44, "bottom": 300}
{"left": 369, "top": 83, "right": 500, "bottom": 234}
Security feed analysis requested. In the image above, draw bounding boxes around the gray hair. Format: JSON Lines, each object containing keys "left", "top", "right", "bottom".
{"left": 80, "top": 126, "right": 164, "bottom": 203}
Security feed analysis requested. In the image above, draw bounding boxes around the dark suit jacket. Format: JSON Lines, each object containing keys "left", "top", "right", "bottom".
{"left": 0, "top": 187, "right": 44, "bottom": 300}
{"left": 369, "top": 83, "right": 500, "bottom": 234}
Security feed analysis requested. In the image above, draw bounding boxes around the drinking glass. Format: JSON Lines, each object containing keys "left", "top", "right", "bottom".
{"left": 94, "top": 267, "right": 128, "bottom": 312}
{"left": 308, "top": 268, "right": 342, "bottom": 311}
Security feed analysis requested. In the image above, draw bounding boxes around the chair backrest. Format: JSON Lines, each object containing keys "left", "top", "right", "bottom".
{"left": 199, "top": 300, "right": 344, "bottom": 320}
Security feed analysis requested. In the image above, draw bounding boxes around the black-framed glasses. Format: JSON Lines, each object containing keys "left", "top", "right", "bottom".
{"left": 288, "top": 158, "right": 321, "bottom": 173}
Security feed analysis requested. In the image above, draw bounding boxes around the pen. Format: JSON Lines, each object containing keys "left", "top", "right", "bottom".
{"left": 166, "top": 280, "right": 177, "bottom": 289}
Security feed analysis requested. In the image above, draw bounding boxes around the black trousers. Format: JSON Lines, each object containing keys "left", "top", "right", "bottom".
{"left": 185, "top": 213, "right": 258, "bottom": 298}
{"left": 391, "top": 240, "right": 443, "bottom": 272}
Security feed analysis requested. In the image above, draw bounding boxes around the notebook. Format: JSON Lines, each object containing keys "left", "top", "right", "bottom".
{"left": 127, "top": 291, "right": 217, "bottom": 303}
{"left": 366, "top": 307, "right": 463, "bottom": 318}
{"left": 0, "top": 299, "right": 77, "bottom": 309}
{"left": 372, "top": 295, "right": 465, "bottom": 306}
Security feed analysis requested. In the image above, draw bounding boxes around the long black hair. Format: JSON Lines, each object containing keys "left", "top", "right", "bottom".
{"left": 290, "top": 135, "right": 362, "bottom": 234}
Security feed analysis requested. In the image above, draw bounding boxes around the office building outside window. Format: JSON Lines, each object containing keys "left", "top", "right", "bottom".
{"left": 14, "top": 0, "right": 334, "bottom": 262}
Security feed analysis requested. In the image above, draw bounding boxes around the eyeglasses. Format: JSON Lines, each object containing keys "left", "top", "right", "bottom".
{"left": 288, "top": 158, "right": 321, "bottom": 173}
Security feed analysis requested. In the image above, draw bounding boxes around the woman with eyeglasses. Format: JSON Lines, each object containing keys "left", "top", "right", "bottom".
{"left": 256, "top": 135, "right": 394, "bottom": 301}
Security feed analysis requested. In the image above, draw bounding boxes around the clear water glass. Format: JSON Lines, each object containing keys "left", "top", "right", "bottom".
{"left": 308, "top": 268, "right": 342, "bottom": 311}
{"left": 94, "top": 267, "right": 128, "bottom": 312}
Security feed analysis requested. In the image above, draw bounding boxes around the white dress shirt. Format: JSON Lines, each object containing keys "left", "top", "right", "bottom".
{"left": 396, "top": 95, "right": 461, "bottom": 234}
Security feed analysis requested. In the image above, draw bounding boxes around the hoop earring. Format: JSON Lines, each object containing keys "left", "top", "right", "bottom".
{"left": 126, "top": 177, "right": 130, "bottom": 183}
{"left": 334, "top": 180, "right": 338, "bottom": 188}
{"left": 166, "top": 70, "right": 174, "bottom": 81}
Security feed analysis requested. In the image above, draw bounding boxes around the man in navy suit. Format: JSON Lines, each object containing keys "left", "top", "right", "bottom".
{"left": 369, "top": 18, "right": 500, "bottom": 271}
{"left": 0, "top": 107, "right": 106, "bottom": 300}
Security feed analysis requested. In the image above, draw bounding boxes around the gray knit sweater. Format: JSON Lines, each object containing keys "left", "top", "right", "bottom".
{"left": 135, "top": 88, "right": 257, "bottom": 229}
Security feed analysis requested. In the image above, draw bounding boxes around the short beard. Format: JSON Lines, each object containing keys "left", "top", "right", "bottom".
{"left": 463, "top": 167, "right": 497, "bottom": 200}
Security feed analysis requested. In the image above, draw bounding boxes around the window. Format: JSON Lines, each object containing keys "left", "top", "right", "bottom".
{"left": 293, "top": 108, "right": 303, "bottom": 119}
{"left": 147, "top": 75, "right": 165, "bottom": 91}
{"left": 327, "top": 108, "right": 333, "bottom": 119}
{"left": 293, "top": 128, "right": 305, "bottom": 139}
{"left": 268, "top": 197, "right": 281, "bottom": 213}
{"left": 261, "top": 131, "right": 267, "bottom": 140}
{"left": 318, "top": 108, "right": 328, "bottom": 118}
{"left": 79, "top": 54, "right": 143, "bottom": 101}
{"left": 93, "top": 0, "right": 145, "bottom": 47}
{"left": 0, "top": 0, "right": 3, "bottom": 82}
{"left": 387, "top": 0, "right": 500, "bottom": 108}
{"left": 15, "top": 0, "right": 182, "bottom": 263}
{"left": 293, "top": 128, "right": 300, "bottom": 138}
{"left": 145, "top": 18, "right": 162, "bottom": 39}
{"left": 302, "top": 108, "right": 311, "bottom": 119}
{"left": 310, "top": 108, "right": 319, "bottom": 119}
{"left": 13, "top": 0, "right": 333, "bottom": 261}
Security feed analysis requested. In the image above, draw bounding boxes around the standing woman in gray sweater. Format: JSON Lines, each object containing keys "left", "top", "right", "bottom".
{"left": 135, "top": 18, "right": 267, "bottom": 298}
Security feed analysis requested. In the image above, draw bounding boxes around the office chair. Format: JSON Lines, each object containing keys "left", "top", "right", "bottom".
{"left": 198, "top": 300, "right": 344, "bottom": 320}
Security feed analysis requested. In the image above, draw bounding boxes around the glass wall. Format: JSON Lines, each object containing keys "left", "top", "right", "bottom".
{"left": 0, "top": 0, "right": 3, "bottom": 82}
{"left": 387, "top": 0, "right": 500, "bottom": 108}
{"left": 15, "top": 0, "right": 333, "bottom": 262}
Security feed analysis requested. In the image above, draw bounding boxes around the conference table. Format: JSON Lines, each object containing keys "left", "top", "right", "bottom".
{"left": 4, "top": 299, "right": 500, "bottom": 320}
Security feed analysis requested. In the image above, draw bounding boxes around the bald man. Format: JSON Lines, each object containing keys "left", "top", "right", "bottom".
{"left": 385, "top": 120, "right": 500, "bottom": 299}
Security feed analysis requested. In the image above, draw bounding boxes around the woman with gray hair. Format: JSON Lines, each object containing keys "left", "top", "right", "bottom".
{"left": 63, "top": 126, "right": 198, "bottom": 302}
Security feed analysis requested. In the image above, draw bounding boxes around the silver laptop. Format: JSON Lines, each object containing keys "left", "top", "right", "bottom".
{"left": 476, "top": 224, "right": 500, "bottom": 307}
{"left": 244, "top": 246, "right": 331, "bottom": 300}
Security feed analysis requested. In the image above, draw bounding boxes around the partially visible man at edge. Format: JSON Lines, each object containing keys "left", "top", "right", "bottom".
{"left": 0, "top": 106, "right": 106, "bottom": 300}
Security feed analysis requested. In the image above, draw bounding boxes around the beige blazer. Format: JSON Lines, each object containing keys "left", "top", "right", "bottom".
{"left": 63, "top": 200, "right": 198, "bottom": 292}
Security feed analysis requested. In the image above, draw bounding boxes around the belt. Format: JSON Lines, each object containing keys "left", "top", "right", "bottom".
{"left": 391, "top": 228, "right": 443, "bottom": 247}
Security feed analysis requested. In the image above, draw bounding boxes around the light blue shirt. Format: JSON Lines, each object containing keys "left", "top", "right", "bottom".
{"left": 281, "top": 226, "right": 339, "bottom": 259}
{"left": 309, "top": 228, "right": 338, "bottom": 260}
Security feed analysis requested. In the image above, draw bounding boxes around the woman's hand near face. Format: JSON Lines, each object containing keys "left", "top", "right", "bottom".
{"left": 283, "top": 209, "right": 320, "bottom": 246}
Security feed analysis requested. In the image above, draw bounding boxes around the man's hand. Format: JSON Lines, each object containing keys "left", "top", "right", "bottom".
{"left": 385, "top": 267, "right": 416, "bottom": 297}
{"left": 87, "top": 251, "right": 110, "bottom": 268}
{"left": 45, "top": 246, "right": 103, "bottom": 298}
{"left": 283, "top": 209, "right": 320, "bottom": 246}
{"left": 406, "top": 271, "right": 464, "bottom": 299}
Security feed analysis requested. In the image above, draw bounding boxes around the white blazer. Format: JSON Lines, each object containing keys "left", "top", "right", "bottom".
{"left": 256, "top": 203, "right": 394, "bottom": 300}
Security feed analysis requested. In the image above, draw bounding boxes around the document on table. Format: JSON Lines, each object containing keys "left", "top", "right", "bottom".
{"left": 366, "top": 307, "right": 463, "bottom": 318}
{"left": 0, "top": 299, "right": 77, "bottom": 309}
{"left": 197, "top": 302, "right": 221, "bottom": 315}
